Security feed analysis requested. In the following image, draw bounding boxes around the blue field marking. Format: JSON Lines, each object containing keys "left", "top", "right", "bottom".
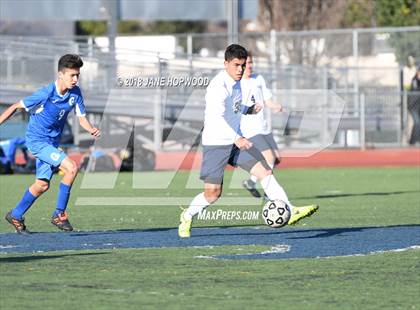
{"left": 0, "top": 225, "right": 419, "bottom": 259}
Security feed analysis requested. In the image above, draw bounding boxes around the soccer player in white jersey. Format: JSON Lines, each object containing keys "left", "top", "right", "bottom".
{"left": 240, "top": 51, "right": 283, "bottom": 198}
{"left": 178, "top": 44, "right": 318, "bottom": 238}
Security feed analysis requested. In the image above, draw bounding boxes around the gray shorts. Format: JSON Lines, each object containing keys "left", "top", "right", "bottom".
{"left": 249, "top": 133, "right": 278, "bottom": 152}
{"left": 200, "top": 144, "right": 270, "bottom": 184}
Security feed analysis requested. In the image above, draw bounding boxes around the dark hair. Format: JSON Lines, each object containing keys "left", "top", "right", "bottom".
{"left": 225, "top": 44, "right": 248, "bottom": 61}
{"left": 247, "top": 50, "right": 253, "bottom": 59}
{"left": 58, "top": 54, "right": 83, "bottom": 72}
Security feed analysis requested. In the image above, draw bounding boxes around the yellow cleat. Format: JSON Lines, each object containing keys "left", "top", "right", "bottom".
{"left": 178, "top": 209, "right": 192, "bottom": 238}
{"left": 288, "top": 205, "right": 319, "bottom": 225}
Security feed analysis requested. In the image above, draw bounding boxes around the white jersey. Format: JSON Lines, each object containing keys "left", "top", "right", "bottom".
{"left": 202, "top": 70, "right": 243, "bottom": 146}
{"left": 240, "top": 74, "right": 273, "bottom": 138}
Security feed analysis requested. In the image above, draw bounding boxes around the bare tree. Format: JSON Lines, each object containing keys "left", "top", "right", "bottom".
{"left": 258, "top": 0, "right": 349, "bottom": 65}
{"left": 258, "top": 0, "right": 347, "bottom": 31}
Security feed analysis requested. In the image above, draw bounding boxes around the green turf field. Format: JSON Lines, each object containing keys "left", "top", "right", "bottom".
{"left": 0, "top": 166, "right": 419, "bottom": 309}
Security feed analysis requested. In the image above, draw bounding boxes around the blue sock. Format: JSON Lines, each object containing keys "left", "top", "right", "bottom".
{"left": 54, "top": 183, "right": 72, "bottom": 216}
{"left": 12, "top": 189, "right": 37, "bottom": 220}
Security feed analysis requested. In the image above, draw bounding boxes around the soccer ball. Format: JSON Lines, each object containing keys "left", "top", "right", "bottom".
{"left": 262, "top": 200, "right": 291, "bottom": 228}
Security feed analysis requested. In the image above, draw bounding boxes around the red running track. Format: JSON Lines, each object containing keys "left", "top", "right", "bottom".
{"left": 16, "top": 148, "right": 419, "bottom": 170}
{"left": 154, "top": 148, "right": 420, "bottom": 170}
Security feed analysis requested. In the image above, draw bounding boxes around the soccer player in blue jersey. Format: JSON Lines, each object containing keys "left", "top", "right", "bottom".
{"left": 0, "top": 54, "right": 100, "bottom": 234}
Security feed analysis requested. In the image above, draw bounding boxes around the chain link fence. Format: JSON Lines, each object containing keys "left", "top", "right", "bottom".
{"left": 1, "top": 27, "right": 419, "bottom": 149}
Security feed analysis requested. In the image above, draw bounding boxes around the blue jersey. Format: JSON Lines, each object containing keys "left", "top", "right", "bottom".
{"left": 21, "top": 82, "right": 86, "bottom": 145}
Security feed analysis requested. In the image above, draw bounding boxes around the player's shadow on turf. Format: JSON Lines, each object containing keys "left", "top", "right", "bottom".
{"left": 285, "top": 226, "right": 368, "bottom": 239}
{"left": 0, "top": 252, "right": 108, "bottom": 263}
{"left": 279, "top": 224, "right": 420, "bottom": 239}
{"left": 193, "top": 224, "right": 420, "bottom": 239}
{"left": 297, "top": 190, "right": 420, "bottom": 199}
{"left": 71, "top": 225, "right": 262, "bottom": 237}
{"left": 71, "top": 227, "right": 175, "bottom": 237}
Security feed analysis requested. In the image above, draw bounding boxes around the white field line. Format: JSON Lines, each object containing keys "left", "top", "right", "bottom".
{"left": 75, "top": 197, "right": 259, "bottom": 206}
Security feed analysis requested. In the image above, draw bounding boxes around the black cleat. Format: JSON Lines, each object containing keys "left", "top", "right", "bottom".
{"left": 5, "top": 211, "right": 31, "bottom": 235}
{"left": 51, "top": 212, "right": 73, "bottom": 231}
{"left": 242, "top": 180, "right": 262, "bottom": 198}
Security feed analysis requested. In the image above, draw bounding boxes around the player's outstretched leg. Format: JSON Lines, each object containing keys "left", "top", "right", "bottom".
{"left": 253, "top": 163, "right": 319, "bottom": 225}
{"left": 51, "top": 158, "right": 77, "bottom": 231}
{"left": 288, "top": 205, "right": 319, "bottom": 225}
{"left": 178, "top": 192, "right": 210, "bottom": 238}
{"left": 5, "top": 211, "right": 31, "bottom": 235}
{"left": 243, "top": 148, "right": 278, "bottom": 199}
{"left": 5, "top": 190, "right": 37, "bottom": 234}
{"left": 178, "top": 208, "right": 193, "bottom": 238}
{"left": 5, "top": 180, "right": 48, "bottom": 234}
{"left": 178, "top": 187, "right": 218, "bottom": 238}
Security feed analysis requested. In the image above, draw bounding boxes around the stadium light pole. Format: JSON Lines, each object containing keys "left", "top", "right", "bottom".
{"left": 227, "top": 0, "right": 239, "bottom": 44}
{"left": 101, "top": 0, "right": 118, "bottom": 54}
{"left": 100, "top": 0, "right": 119, "bottom": 90}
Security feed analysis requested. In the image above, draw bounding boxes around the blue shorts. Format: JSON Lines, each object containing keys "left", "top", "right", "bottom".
{"left": 27, "top": 141, "right": 66, "bottom": 180}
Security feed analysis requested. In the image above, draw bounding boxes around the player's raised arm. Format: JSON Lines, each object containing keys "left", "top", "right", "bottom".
{"left": 0, "top": 101, "right": 25, "bottom": 125}
{"left": 78, "top": 116, "right": 101, "bottom": 138}
{"left": 258, "top": 74, "right": 283, "bottom": 113}
{"left": 264, "top": 98, "right": 283, "bottom": 113}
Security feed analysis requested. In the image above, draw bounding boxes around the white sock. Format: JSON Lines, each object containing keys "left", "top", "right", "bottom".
{"left": 185, "top": 192, "right": 210, "bottom": 220}
{"left": 260, "top": 174, "right": 294, "bottom": 210}
{"left": 250, "top": 175, "right": 258, "bottom": 183}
